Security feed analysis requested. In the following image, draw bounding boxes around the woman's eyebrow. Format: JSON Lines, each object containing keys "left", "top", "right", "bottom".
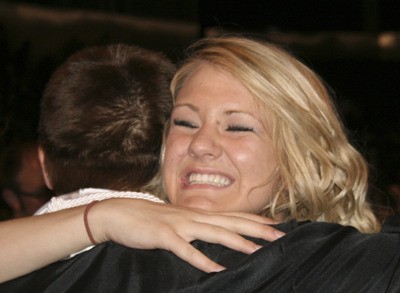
{"left": 173, "top": 103, "right": 199, "bottom": 112}
{"left": 173, "top": 106, "right": 260, "bottom": 122}
{"left": 225, "top": 110, "right": 258, "bottom": 119}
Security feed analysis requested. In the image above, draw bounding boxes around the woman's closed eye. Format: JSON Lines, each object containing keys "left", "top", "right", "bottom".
{"left": 227, "top": 125, "right": 254, "bottom": 132}
{"left": 173, "top": 119, "right": 197, "bottom": 129}
{"left": 173, "top": 119, "right": 255, "bottom": 133}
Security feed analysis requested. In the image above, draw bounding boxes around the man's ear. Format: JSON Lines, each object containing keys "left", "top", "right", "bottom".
{"left": 38, "top": 146, "right": 53, "bottom": 190}
{"left": 2, "top": 189, "right": 22, "bottom": 216}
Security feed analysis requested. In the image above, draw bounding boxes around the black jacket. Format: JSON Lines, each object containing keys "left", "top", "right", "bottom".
{"left": 2, "top": 218, "right": 400, "bottom": 292}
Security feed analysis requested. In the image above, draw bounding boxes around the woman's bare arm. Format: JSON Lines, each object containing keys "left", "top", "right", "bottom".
{"left": 0, "top": 205, "right": 90, "bottom": 282}
{"left": 0, "top": 198, "right": 284, "bottom": 283}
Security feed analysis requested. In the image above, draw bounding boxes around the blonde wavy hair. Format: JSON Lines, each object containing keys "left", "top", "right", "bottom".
{"left": 146, "top": 36, "right": 379, "bottom": 233}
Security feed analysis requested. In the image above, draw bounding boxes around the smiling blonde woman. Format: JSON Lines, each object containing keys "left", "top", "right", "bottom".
{"left": 163, "top": 36, "right": 379, "bottom": 233}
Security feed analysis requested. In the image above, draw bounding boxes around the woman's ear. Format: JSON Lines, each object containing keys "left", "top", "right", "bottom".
{"left": 38, "top": 147, "right": 53, "bottom": 190}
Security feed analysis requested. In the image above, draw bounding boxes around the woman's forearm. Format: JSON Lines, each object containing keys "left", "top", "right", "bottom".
{"left": 0, "top": 205, "right": 92, "bottom": 283}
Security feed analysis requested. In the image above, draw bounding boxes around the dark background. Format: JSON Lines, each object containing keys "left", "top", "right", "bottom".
{"left": 0, "top": 0, "right": 399, "bottom": 198}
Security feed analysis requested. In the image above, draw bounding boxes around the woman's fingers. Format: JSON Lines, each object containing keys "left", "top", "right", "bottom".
{"left": 221, "top": 212, "right": 278, "bottom": 225}
{"left": 187, "top": 222, "right": 263, "bottom": 254}
{"left": 165, "top": 234, "right": 225, "bottom": 273}
{"left": 162, "top": 221, "right": 264, "bottom": 272}
{"left": 193, "top": 213, "right": 285, "bottom": 242}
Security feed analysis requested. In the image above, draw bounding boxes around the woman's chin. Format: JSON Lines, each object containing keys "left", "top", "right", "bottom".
{"left": 177, "top": 196, "right": 221, "bottom": 212}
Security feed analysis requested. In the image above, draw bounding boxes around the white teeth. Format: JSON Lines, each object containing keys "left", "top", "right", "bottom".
{"left": 188, "top": 173, "right": 231, "bottom": 187}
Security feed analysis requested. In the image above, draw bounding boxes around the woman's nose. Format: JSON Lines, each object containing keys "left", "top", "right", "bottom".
{"left": 188, "top": 125, "right": 222, "bottom": 160}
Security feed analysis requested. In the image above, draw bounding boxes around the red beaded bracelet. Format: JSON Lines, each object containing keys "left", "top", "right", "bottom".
{"left": 84, "top": 200, "right": 99, "bottom": 245}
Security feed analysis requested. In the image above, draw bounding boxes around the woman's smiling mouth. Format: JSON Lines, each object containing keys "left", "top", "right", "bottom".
{"left": 188, "top": 173, "right": 232, "bottom": 187}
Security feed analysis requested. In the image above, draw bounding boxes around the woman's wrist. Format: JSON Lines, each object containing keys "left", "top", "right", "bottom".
{"left": 84, "top": 201, "right": 100, "bottom": 245}
{"left": 84, "top": 200, "right": 110, "bottom": 244}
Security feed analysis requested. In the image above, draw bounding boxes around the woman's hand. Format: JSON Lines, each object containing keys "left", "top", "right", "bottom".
{"left": 90, "top": 198, "right": 285, "bottom": 273}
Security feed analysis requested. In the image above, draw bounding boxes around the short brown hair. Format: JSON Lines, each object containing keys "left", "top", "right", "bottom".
{"left": 39, "top": 44, "right": 175, "bottom": 194}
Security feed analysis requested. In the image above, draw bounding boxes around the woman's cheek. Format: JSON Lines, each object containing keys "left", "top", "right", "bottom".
{"left": 170, "top": 135, "right": 191, "bottom": 158}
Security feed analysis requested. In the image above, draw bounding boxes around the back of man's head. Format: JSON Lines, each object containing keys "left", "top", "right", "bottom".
{"left": 38, "top": 44, "right": 175, "bottom": 195}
